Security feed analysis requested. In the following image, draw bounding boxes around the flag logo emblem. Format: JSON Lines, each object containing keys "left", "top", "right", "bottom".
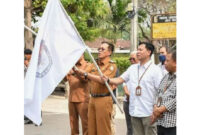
{"left": 36, "top": 40, "right": 52, "bottom": 78}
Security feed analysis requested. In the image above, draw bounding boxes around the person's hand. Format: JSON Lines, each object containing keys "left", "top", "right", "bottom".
{"left": 101, "top": 75, "right": 108, "bottom": 83}
{"left": 124, "top": 89, "right": 130, "bottom": 97}
{"left": 150, "top": 114, "right": 157, "bottom": 125}
{"left": 73, "top": 67, "right": 85, "bottom": 76}
{"left": 151, "top": 105, "right": 163, "bottom": 125}
{"left": 153, "top": 105, "right": 163, "bottom": 118}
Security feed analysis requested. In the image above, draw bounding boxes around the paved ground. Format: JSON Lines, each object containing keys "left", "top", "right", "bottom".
{"left": 24, "top": 92, "right": 127, "bottom": 135}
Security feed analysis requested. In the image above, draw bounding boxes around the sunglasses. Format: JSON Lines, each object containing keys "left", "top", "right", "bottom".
{"left": 129, "top": 58, "right": 136, "bottom": 61}
{"left": 98, "top": 47, "right": 106, "bottom": 52}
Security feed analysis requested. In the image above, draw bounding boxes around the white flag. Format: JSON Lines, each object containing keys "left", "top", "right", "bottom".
{"left": 24, "top": 0, "right": 86, "bottom": 125}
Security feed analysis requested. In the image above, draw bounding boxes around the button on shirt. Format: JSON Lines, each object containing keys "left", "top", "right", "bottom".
{"left": 121, "top": 60, "right": 163, "bottom": 117}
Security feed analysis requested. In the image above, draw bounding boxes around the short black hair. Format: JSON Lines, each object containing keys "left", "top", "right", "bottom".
{"left": 168, "top": 49, "right": 176, "bottom": 62}
{"left": 101, "top": 41, "right": 115, "bottom": 54}
{"left": 24, "top": 49, "right": 32, "bottom": 55}
{"left": 139, "top": 42, "right": 154, "bottom": 56}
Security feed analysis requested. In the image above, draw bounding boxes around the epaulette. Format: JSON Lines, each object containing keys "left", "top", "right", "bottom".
{"left": 109, "top": 60, "right": 115, "bottom": 63}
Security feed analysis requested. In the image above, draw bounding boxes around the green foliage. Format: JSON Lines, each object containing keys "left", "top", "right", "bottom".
{"left": 138, "top": 9, "right": 148, "bottom": 23}
{"left": 102, "top": 0, "right": 131, "bottom": 42}
{"left": 112, "top": 56, "right": 131, "bottom": 75}
{"left": 84, "top": 52, "right": 97, "bottom": 62}
{"left": 61, "top": 0, "right": 110, "bottom": 41}
{"left": 31, "top": 0, "right": 176, "bottom": 44}
{"left": 32, "top": 0, "right": 47, "bottom": 22}
{"left": 32, "top": 0, "right": 110, "bottom": 41}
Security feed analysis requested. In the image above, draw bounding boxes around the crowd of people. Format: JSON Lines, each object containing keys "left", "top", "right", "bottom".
{"left": 66, "top": 41, "right": 176, "bottom": 135}
{"left": 24, "top": 41, "right": 176, "bottom": 135}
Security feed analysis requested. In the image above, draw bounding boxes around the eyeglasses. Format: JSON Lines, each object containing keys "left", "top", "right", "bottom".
{"left": 98, "top": 47, "right": 106, "bottom": 52}
{"left": 129, "top": 58, "right": 136, "bottom": 61}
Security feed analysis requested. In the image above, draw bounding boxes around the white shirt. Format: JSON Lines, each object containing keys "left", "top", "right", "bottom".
{"left": 121, "top": 60, "right": 163, "bottom": 117}
{"left": 158, "top": 63, "right": 168, "bottom": 76}
{"left": 123, "top": 64, "right": 137, "bottom": 102}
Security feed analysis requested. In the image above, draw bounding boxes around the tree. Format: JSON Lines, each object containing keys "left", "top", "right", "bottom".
{"left": 24, "top": 0, "right": 33, "bottom": 49}
{"left": 137, "top": 0, "right": 176, "bottom": 42}
{"left": 31, "top": 0, "right": 109, "bottom": 41}
{"left": 100, "top": 0, "right": 131, "bottom": 43}
{"left": 24, "top": 0, "right": 176, "bottom": 49}
{"left": 24, "top": 0, "right": 110, "bottom": 49}
{"left": 63, "top": 0, "right": 110, "bottom": 41}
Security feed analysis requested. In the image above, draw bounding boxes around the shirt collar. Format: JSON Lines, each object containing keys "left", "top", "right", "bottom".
{"left": 139, "top": 60, "right": 152, "bottom": 69}
{"left": 168, "top": 72, "right": 176, "bottom": 80}
{"left": 174, "top": 72, "right": 176, "bottom": 76}
{"left": 97, "top": 58, "right": 110, "bottom": 65}
{"left": 76, "top": 61, "right": 82, "bottom": 66}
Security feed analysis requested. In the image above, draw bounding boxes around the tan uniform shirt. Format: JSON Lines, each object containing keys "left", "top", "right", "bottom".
{"left": 88, "top": 59, "right": 117, "bottom": 94}
{"left": 67, "top": 62, "right": 91, "bottom": 103}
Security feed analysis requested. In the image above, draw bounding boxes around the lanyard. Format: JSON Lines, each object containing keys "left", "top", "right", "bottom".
{"left": 137, "top": 62, "right": 152, "bottom": 86}
{"left": 163, "top": 75, "right": 176, "bottom": 93}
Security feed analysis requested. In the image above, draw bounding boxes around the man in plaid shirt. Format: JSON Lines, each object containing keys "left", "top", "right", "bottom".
{"left": 151, "top": 49, "right": 176, "bottom": 135}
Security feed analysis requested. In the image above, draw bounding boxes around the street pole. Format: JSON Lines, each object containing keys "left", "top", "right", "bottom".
{"left": 130, "top": 10, "right": 134, "bottom": 52}
{"left": 133, "top": 0, "right": 138, "bottom": 51}
{"left": 130, "top": 0, "right": 138, "bottom": 52}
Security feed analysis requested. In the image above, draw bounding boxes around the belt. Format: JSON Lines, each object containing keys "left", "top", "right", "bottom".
{"left": 91, "top": 93, "right": 110, "bottom": 97}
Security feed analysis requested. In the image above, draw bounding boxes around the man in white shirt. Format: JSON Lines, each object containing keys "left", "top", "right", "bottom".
{"left": 158, "top": 46, "right": 168, "bottom": 76}
{"left": 102, "top": 42, "right": 163, "bottom": 135}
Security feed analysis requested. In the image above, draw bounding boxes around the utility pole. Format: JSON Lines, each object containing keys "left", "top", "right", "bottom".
{"left": 126, "top": 0, "right": 138, "bottom": 52}
{"left": 131, "top": 0, "right": 138, "bottom": 52}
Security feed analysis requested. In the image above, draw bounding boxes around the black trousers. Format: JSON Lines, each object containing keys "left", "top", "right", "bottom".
{"left": 123, "top": 101, "right": 133, "bottom": 135}
{"left": 157, "top": 125, "right": 176, "bottom": 135}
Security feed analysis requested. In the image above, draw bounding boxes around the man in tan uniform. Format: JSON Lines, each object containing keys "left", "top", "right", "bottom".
{"left": 75, "top": 42, "right": 117, "bottom": 135}
{"left": 66, "top": 55, "right": 91, "bottom": 135}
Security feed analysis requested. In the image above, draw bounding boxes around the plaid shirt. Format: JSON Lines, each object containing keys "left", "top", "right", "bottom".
{"left": 156, "top": 72, "right": 176, "bottom": 128}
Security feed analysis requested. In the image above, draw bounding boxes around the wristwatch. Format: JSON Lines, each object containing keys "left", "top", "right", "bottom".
{"left": 84, "top": 72, "right": 88, "bottom": 79}
{"left": 107, "top": 78, "right": 110, "bottom": 83}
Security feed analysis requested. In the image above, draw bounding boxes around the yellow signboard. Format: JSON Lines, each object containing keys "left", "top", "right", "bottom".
{"left": 152, "top": 22, "right": 176, "bottom": 39}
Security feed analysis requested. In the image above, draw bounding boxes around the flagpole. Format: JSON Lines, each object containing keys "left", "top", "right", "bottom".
{"left": 24, "top": 25, "right": 37, "bottom": 36}
{"left": 58, "top": 0, "right": 123, "bottom": 113}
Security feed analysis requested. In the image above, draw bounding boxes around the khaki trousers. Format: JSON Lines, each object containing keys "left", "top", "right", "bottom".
{"left": 131, "top": 116, "right": 157, "bottom": 135}
{"left": 111, "top": 104, "right": 116, "bottom": 135}
{"left": 68, "top": 102, "right": 89, "bottom": 135}
{"left": 88, "top": 96, "right": 113, "bottom": 135}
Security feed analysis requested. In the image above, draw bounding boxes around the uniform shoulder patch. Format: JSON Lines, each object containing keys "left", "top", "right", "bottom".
{"left": 109, "top": 66, "right": 114, "bottom": 71}
{"left": 109, "top": 60, "right": 115, "bottom": 63}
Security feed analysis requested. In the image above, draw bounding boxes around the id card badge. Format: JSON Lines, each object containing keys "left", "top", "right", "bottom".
{"left": 157, "top": 96, "right": 162, "bottom": 107}
{"left": 136, "top": 86, "right": 142, "bottom": 96}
